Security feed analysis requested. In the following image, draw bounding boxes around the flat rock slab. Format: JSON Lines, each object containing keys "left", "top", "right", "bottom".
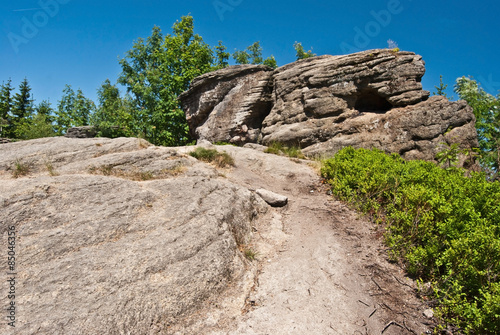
{"left": 256, "top": 188, "right": 288, "bottom": 207}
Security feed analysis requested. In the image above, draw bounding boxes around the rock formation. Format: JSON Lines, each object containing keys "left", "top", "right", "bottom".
{"left": 0, "top": 137, "right": 267, "bottom": 335}
{"left": 0, "top": 137, "right": 435, "bottom": 334}
{"left": 180, "top": 49, "right": 478, "bottom": 163}
{"left": 64, "top": 125, "right": 97, "bottom": 138}
{"left": 179, "top": 64, "right": 274, "bottom": 145}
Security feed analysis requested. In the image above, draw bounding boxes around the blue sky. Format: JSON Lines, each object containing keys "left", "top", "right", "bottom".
{"left": 1, "top": 0, "right": 499, "bottom": 106}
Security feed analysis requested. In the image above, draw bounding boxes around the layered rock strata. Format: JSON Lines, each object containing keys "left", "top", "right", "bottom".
{"left": 180, "top": 49, "right": 478, "bottom": 163}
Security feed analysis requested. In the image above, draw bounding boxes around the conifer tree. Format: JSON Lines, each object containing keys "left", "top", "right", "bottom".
{"left": 11, "top": 78, "right": 34, "bottom": 138}
{"left": 0, "top": 79, "right": 14, "bottom": 137}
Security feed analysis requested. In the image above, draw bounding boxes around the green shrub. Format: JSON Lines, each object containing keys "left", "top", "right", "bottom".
{"left": 189, "top": 147, "right": 235, "bottom": 168}
{"left": 321, "top": 147, "right": 500, "bottom": 334}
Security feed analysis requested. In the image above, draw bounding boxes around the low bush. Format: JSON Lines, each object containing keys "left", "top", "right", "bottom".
{"left": 321, "top": 147, "right": 500, "bottom": 334}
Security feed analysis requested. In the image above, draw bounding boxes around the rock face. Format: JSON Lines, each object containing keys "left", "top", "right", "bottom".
{"left": 0, "top": 137, "right": 266, "bottom": 335}
{"left": 180, "top": 49, "right": 478, "bottom": 162}
{"left": 179, "top": 64, "right": 274, "bottom": 145}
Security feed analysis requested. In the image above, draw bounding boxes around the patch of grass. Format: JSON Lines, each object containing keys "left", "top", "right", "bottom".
{"left": 45, "top": 161, "right": 58, "bottom": 176}
{"left": 137, "top": 171, "right": 154, "bottom": 181}
{"left": 12, "top": 159, "right": 31, "bottom": 178}
{"left": 283, "top": 146, "right": 305, "bottom": 159}
{"left": 100, "top": 164, "right": 114, "bottom": 176}
{"left": 264, "top": 142, "right": 284, "bottom": 155}
{"left": 88, "top": 164, "right": 114, "bottom": 176}
{"left": 214, "top": 141, "right": 237, "bottom": 146}
{"left": 88, "top": 163, "right": 186, "bottom": 181}
{"left": 243, "top": 248, "right": 258, "bottom": 261}
{"left": 265, "top": 142, "right": 306, "bottom": 159}
{"left": 189, "top": 147, "right": 235, "bottom": 168}
{"left": 161, "top": 164, "right": 186, "bottom": 176}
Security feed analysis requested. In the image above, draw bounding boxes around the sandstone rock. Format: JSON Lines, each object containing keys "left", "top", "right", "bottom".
{"left": 0, "top": 137, "right": 267, "bottom": 335}
{"left": 256, "top": 188, "right": 288, "bottom": 207}
{"left": 0, "top": 137, "right": 12, "bottom": 144}
{"left": 180, "top": 49, "right": 478, "bottom": 165}
{"left": 179, "top": 64, "right": 274, "bottom": 145}
{"left": 65, "top": 126, "right": 97, "bottom": 138}
{"left": 301, "top": 95, "right": 478, "bottom": 163}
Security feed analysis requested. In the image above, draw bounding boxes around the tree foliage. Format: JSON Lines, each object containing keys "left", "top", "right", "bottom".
{"left": 92, "top": 79, "right": 135, "bottom": 138}
{"left": 293, "top": 42, "right": 315, "bottom": 60}
{"left": 455, "top": 76, "right": 500, "bottom": 175}
{"left": 11, "top": 78, "right": 34, "bottom": 138}
{"left": 55, "top": 85, "right": 96, "bottom": 135}
{"left": 118, "top": 16, "right": 215, "bottom": 146}
{"left": 433, "top": 75, "right": 451, "bottom": 99}
{"left": 214, "top": 41, "right": 230, "bottom": 70}
{"left": 233, "top": 41, "right": 278, "bottom": 68}
{"left": 0, "top": 79, "right": 14, "bottom": 137}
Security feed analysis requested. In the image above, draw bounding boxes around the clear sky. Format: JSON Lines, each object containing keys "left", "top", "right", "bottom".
{"left": 1, "top": 0, "right": 499, "bottom": 106}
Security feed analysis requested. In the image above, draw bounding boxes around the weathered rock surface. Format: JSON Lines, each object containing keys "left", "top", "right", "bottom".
{"left": 0, "top": 137, "right": 267, "bottom": 335}
{"left": 180, "top": 49, "right": 478, "bottom": 163}
{"left": 179, "top": 64, "right": 274, "bottom": 145}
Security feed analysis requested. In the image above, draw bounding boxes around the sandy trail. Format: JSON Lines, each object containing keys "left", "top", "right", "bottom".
{"left": 217, "top": 145, "right": 433, "bottom": 335}
{"left": 170, "top": 144, "right": 433, "bottom": 334}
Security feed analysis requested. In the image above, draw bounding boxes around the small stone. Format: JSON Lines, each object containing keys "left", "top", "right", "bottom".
{"left": 256, "top": 188, "right": 288, "bottom": 207}
{"left": 423, "top": 308, "right": 434, "bottom": 319}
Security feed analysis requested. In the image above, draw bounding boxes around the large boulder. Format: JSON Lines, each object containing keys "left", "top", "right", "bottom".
{"left": 180, "top": 49, "right": 478, "bottom": 163}
{"left": 64, "top": 126, "right": 97, "bottom": 138}
{"left": 0, "top": 137, "right": 266, "bottom": 335}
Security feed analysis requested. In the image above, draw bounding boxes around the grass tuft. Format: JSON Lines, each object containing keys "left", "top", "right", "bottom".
{"left": 265, "top": 142, "right": 305, "bottom": 159}
{"left": 12, "top": 159, "right": 31, "bottom": 178}
{"left": 189, "top": 147, "right": 235, "bottom": 168}
{"left": 45, "top": 161, "right": 58, "bottom": 176}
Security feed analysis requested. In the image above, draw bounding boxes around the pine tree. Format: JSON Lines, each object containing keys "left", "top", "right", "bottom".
{"left": 11, "top": 78, "right": 34, "bottom": 138}
{"left": 0, "top": 79, "right": 14, "bottom": 137}
{"left": 433, "top": 75, "right": 451, "bottom": 99}
{"left": 214, "top": 41, "right": 230, "bottom": 69}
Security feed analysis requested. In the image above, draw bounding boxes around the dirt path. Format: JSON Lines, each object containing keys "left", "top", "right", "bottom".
{"left": 216, "top": 145, "right": 434, "bottom": 335}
